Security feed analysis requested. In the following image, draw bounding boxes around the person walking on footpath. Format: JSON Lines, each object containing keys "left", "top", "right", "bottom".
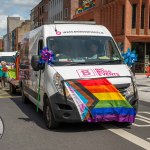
{"left": 0, "top": 62, "right": 3, "bottom": 87}
{"left": 1, "top": 61, "right": 8, "bottom": 87}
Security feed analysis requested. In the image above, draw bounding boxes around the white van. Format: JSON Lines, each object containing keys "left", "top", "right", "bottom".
{"left": 20, "top": 22, "right": 139, "bottom": 129}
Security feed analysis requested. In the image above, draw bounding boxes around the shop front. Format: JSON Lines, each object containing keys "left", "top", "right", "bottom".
{"left": 132, "top": 42, "right": 150, "bottom": 73}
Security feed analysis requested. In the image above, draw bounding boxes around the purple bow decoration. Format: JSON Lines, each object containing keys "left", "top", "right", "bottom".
{"left": 39, "top": 47, "right": 55, "bottom": 65}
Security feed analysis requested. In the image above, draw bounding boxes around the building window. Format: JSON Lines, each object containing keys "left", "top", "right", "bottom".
{"left": 141, "top": 4, "right": 145, "bottom": 29}
{"left": 64, "top": 8, "right": 68, "bottom": 18}
{"left": 149, "top": 11, "right": 150, "bottom": 29}
{"left": 79, "top": 0, "right": 82, "bottom": 6}
{"left": 122, "top": 5, "right": 125, "bottom": 29}
{"left": 132, "top": 4, "right": 137, "bottom": 28}
{"left": 102, "top": 0, "right": 114, "bottom": 5}
{"left": 42, "top": 5, "right": 44, "bottom": 13}
{"left": 38, "top": 40, "right": 43, "bottom": 55}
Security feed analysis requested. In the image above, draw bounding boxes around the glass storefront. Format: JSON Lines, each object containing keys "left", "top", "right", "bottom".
{"left": 132, "top": 42, "right": 150, "bottom": 73}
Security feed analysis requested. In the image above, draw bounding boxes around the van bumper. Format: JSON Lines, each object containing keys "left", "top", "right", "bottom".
{"left": 49, "top": 92, "right": 139, "bottom": 123}
{"left": 49, "top": 93, "right": 81, "bottom": 123}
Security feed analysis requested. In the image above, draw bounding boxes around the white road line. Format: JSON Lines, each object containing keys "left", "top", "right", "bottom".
{"left": 0, "top": 117, "right": 4, "bottom": 139}
{"left": 147, "top": 138, "right": 150, "bottom": 141}
{"left": 103, "top": 124, "right": 150, "bottom": 150}
{"left": 0, "top": 93, "right": 9, "bottom": 96}
{"left": 0, "top": 96, "right": 21, "bottom": 99}
{"left": 135, "top": 118, "right": 150, "bottom": 124}
{"left": 138, "top": 112, "right": 150, "bottom": 115}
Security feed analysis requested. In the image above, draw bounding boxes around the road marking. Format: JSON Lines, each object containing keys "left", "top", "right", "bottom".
{"left": 0, "top": 117, "right": 4, "bottom": 139}
{"left": 0, "top": 96, "right": 21, "bottom": 99}
{"left": 147, "top": 138, "right": 150, "bottom": 141}
{"left": 133, "top": 112, "right": 150, "bottom": 127}
{"left": 138, "top": 112, "right": 150, "bottom": 115}
{"left": 103, "top": 124, "right": 150, "bottom": 150}
{"left": 0, "top": 93, "right": 10, "bottom": 96}
{"left": 133, "top": 118, "right": 150, "bottom": 127}
{"left": 136, "top": 114, "right": 150, "bottom": 121}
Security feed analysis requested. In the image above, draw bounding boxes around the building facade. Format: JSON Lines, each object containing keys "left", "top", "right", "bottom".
{"left": 7, "top": 17, "right": 24, "bottom": 51}
{"left": 31, "top": 0, "right": 79, "bottom": 29}
{"left": 3, "top": 34, "right": 9, "bottom": 52}
{"left": 48, "top": 0, "right": 78, "bottom": 23}
{"left": 0, "top": 38, "right": 3, "bottom": 51}
{"left": 31, "top": 0, "right": 49, "bottom": 29}
{"left": 72, "top": 0, "right": 150, "bottom": 73}
{"left": 11, "top": 20, "right": 31, "bottom": 51}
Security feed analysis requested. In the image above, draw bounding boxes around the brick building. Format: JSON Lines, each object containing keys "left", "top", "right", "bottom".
{"left": 7, "top": 17, "right": 24, "bottom": 51}
{"left": 72, "top": 0, "right": 150, "bottom": 73}
{"left": 11, "top": 20, "right": 31, "bottom": 51}
{"left": 31, "top": 0, "right": 79, "bottom": 28}
{"left": 31, "top": 0, "right": 49, "bottom": 29}
{"left": 0, "top": 38, "right": 3, "bottom": 51}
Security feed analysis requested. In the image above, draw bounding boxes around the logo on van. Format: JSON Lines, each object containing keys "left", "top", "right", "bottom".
{"left": 56, "top": 31, "right": 62, "bottom": 35}
{"left": 77, "top": 68, "right": 120, "bottom": 78}
{"left": 0, "top": 116, "right": 4, "bottom": 139}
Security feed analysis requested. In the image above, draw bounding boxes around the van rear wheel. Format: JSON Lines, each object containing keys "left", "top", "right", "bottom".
{"left": 10, "top": 83, "right": 16, "bottom": 94}
{"left": 43, "top": 98, "right": 59, "bottom": 129}
{"left": 21, "top": 89, "right": 29, "bottom": 104}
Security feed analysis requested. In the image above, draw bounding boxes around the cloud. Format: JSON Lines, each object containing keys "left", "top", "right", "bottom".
{"left": 12, "top": 0, "right": 41, "bottom": 7}
{"left": 0, "top": 15, "right": 7, "bottom": 36}
{"left": 0, "top": 15, "right": 7, "bottom": 29}
{"left": 0, "top": 0, "right": 41, "bottom": 37}
{"left": 0, "top": 13, "right": 26, "bottom": 37}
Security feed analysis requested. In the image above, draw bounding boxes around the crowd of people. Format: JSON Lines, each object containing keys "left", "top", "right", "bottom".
{"left": 0, "top": 61, "right": 8, "bottom": 88}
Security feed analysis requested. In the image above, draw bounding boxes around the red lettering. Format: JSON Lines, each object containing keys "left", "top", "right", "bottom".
{"left": 81, "top": 70, "right": 91, "bottom": 76}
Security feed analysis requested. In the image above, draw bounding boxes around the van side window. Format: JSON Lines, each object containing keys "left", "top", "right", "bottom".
{"left": 38, "top": 40, "right": 44, "bottom": 55}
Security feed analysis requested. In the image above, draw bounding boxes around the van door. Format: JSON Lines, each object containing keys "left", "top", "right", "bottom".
{"left": 30, "top": 39, "right": 45, "bottom": 107}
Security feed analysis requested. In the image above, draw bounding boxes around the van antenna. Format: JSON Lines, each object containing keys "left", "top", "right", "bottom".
{"left": 54, "top": 24, "right": 57, "bottom": 33}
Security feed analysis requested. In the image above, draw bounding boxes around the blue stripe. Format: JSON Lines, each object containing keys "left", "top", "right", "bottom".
{"left": 91, "top": 107, "right": 136, "bottom": 116}
{"left": 82, "top": 107, "right": 89, "bottom": 120}
{"left": 66, "top": 82, "right": 88, "bottom": 104}
{"left": 74, "top": 89, "right": 88, "bottom": 104}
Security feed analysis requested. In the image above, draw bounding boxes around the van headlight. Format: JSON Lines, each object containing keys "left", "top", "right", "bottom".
{"left": 53, "top": 73, "right": 64, "bottom": 95}
{"left": 53, "top": 73, "right": 73, "bottom": 100}
{"left": 125, "top": 82, "right": 134, "bottom": 97}
{"left": 125, "top": 76, "right": 137, "bottom": 99}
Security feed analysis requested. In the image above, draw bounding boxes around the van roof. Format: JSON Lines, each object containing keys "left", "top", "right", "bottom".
{"left": 25, "top": 24, "right": 112, "bottom": 40}
{"left": 0, "top": 51, "right": 17, "bottom": 56}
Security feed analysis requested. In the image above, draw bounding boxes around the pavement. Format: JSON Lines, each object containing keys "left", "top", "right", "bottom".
{"left": 135, "top": 74, "right": 150, "bottom": 103}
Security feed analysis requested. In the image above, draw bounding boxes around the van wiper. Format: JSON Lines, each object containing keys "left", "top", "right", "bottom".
{"left": 95, "top": 59, "right": 122, "bottom": 65}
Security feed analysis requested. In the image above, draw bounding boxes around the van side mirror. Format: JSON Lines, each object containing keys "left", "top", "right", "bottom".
{"left": 31, "top": 55, "right": 45, "bottom": 71}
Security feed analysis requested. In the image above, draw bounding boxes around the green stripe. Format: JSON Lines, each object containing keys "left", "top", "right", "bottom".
{"left": 95, "top": 100, "right": 132, "bottom": 108}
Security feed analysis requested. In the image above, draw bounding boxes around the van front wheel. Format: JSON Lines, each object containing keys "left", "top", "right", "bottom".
{"left": 43, "top": 99, "right": 59, "bottom": 129}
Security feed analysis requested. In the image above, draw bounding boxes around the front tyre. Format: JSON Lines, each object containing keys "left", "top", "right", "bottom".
{"left": 43, "top": 98, "right": 59, "bottom": 129}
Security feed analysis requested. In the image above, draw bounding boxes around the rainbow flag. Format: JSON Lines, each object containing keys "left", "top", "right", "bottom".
{"left": 64, "top": 78, "right": 136, "bottom": 123}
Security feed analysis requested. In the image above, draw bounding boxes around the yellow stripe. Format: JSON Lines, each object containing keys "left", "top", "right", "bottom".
{"left": 93, "top": 92, "right": 126, "bottom": 100}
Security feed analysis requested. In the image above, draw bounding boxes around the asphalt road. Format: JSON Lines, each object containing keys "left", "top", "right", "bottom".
{"left": 0, "top": 75, "right": 150, "bottom": 150}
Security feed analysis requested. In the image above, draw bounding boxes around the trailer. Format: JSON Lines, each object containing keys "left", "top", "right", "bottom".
{"left": 0, "top": 51, "right": 20, "bottom": 94}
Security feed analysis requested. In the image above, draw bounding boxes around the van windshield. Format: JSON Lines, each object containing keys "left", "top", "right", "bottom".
{"left": 0, "top": 56, "right": 15, "bottom": 63}
{"left": 47, "top": 36, "right": 122, "bottom": 66}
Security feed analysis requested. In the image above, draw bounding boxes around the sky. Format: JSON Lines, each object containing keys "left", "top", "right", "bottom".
{"left": 0, "top": 0, "right": 41, "bottom": 38}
